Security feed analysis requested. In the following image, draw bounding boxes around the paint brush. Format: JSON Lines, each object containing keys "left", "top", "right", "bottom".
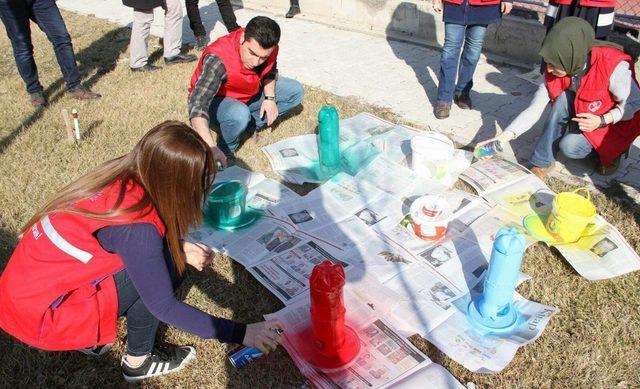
{"left": 71, "top": 108, "right": 80, "bottom": 144}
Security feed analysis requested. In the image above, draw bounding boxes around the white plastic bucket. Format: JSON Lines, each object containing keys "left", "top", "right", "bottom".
{"left": 411, "top": 132, "right": 454, "bottom": 180}
{"left": 410, "top": 195, "right": 450, "bottom": 241}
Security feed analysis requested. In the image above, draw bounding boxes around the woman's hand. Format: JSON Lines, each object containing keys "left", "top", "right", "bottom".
{"left": 572, "top": 113, "right": 601, "bottom": 133}
{"left": 475, "top": 130, "right": 516, "bottom": 154}
{"left": 501, "top": 2, "right": 513, "bottom": 14}
{"left": 242, "top": 320, "right": 285, "bottom": 354}
{"left": 182, "top": 241, "right": 214, "bottom": 271}
{"left": 433, "top": 0, "right": 443, "bottom": 13}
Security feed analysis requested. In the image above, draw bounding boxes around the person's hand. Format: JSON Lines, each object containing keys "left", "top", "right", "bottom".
{"left": 433, "top": 0, "right": 443, "bottom": 13}
{"left": 475, "top": 130, "right": 515, "bottom": 150}
{"left": 182, "top": 241, "right": 214, "bottom": 271}
{"left": 210, "top": 146, "right": 228, "bottom": 169}
{"left": 572, "top": 113, "right": 600, "bottom": 133}
{"left": 501, "top": 2, "right": 513, "bottom": 14}
{"left": 260, "top": 100, "right": 279, "bottom": 127}
{"left": 242, "top": 320, "right": 285, "bottom": 354}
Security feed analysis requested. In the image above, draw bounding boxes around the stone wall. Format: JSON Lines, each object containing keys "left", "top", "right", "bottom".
{"left": 233, "top": 0, "right": 547, "bottom": 66}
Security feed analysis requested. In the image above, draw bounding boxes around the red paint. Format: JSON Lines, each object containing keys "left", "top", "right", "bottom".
{"left": 299, "top": 260, "right": 360, "bottom": 370}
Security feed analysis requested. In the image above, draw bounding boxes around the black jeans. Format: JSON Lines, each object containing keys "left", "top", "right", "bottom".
{"left": 0, "top": 0, "right": 81, "bottom": 93}
{"left": 114, "top": 247, "right": 181, "bottom": 356}
{"left": 185, "top": 0, "right": 239, "bottom": 37}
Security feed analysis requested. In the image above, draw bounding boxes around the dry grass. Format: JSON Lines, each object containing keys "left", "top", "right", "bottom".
{"left": 0, "top": 11, "right": 639, "bottom": 389}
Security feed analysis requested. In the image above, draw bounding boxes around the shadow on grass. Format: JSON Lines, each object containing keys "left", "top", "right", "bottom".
{"left": 0, "top": 27, "right": 130, "bottom": 154}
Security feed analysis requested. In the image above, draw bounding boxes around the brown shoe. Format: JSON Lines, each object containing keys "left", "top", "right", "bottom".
{"left": 67, "top": 87, "right": 101, "bottom": 100}
{"left": 531, "top": 163, "right": 555, "bottom": 180}
{"left": 454, "top": 93, "right": 472, "bottom": 109}
{"left": 434, "top": 103, "right": 451, "bottom": 119}
{"left": 597, "top": 155, "right": 622, "bottom": 176}
{"left": 30, "top": 92, "right": 47, "bottom": 107}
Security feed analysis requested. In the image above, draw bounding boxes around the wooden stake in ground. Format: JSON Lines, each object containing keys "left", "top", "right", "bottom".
{"left": 61, "top": 109, "right": 74, "bottom": 144}
{"left": 71, "top": 108, "right": 80, "bottom": 144}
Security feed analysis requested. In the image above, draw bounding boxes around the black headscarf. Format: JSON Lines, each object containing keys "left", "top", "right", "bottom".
{"left": 539, "top": 17, "right": 622, "bottom": 76}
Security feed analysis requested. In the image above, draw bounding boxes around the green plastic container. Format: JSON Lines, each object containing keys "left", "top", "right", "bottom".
{"left": 318, "top": 105, "right": 340, "bottom": 176}
{"left": 205, "top": 180, "right": 247, "bottom": 229}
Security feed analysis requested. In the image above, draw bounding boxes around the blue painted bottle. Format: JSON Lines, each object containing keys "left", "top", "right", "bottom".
{"left": 467, "top": 227, "right": 526, "bottom": 332}
{"left": 318, "top": 106, "right": 340, "bottom": 175}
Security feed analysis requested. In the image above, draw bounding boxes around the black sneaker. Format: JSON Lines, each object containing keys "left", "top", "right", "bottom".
{"left": 121, "top": 344, "right": 196, "bottom": 382}
{"left": 195, "top": 35, "right": 208, "bottom": 51}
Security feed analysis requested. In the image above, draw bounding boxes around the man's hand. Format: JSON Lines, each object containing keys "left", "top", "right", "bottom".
{"left": 260, "top": 99, "right": 279, "bottom": 127}
{"left": 242, "top": 320, "right": 285, "bottom": 354}
{"left": 211, "top": 146, "right": 228, "bottom": 168}
{"left": 572, "top": 113, "right": 600, "bottom": 133}
{"left": 182, "top": 241, "right": 214, "bottom": 271}
{"left": 433, "top": 0, "right": 443, "bottom": 13}
{"left": 501, "top": 2, "right": 513, "bottom": 14}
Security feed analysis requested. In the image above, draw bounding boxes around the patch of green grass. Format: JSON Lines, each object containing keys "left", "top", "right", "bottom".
{"left": 0, "top": 10, "right": 639, "bottom": 388}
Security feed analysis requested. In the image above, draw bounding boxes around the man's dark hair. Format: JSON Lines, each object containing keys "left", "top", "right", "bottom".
{"left": 244, "top": 16, "right": 281, "bottom": 48}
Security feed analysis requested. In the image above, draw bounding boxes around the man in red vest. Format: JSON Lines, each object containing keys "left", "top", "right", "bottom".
{"left": 188, "top": 16, "right": 304, "bottom": 166}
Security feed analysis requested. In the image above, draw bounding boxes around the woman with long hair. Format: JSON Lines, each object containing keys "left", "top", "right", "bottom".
{"left": 0, "top": 121, "right": 283, "bottom": 382}
{"left": 478, "top": 17, "right": 640, "bottom": 179}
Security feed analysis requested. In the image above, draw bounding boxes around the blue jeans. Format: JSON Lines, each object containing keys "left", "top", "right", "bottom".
{"left": 437, "top": 23, "right": 487, "bottom": 105}
{"left": 209, "top": 77, "right": 304, "bottom": 153}
{"left": 0, "top": 0, "right": 81, "bottom": 94}
{"left": 530, "top": 90, "right": 594, "bottom": 168}
{"left": 114, "top": 250, "right": 180, "bottom": 356}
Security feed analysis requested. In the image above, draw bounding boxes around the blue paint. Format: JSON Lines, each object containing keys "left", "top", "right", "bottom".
{"left": 467, "top": 227, "right": 526, "bottom": 332}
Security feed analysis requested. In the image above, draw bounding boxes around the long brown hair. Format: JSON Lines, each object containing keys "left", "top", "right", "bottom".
{"left": 22, "top": 121, "right": 216, "bottom": 275}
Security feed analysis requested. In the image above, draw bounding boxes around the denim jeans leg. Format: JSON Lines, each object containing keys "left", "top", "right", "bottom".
{"left": 0, "top": 0, "right": 42, "bottom": 93}
{"left": 114, "top": 270, "right": 160, "bottom": 356}
{"left": 559, "top": 129, "right": 593, "bottom": 159}
{"left": 31, "top": 0, "right": 81, "bottom": 90}
{"left": 455, "top": 24, "right": 487, "bottom": 97}
{"left": 530, "top": 90, "right": 576, "bottom": 168}
{"left": 246, "top": 77, "right": 305, "bottom": 131}
{"left": 209, "top": 96, "right": 251, "bottom": 154}
{"left": 437, "top": 23, "right": 465, "bottom": 105}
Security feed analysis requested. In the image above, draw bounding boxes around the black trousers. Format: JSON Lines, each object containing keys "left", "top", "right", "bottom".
{"left": 185, "top": 0, "right": 239, "bottom": 37}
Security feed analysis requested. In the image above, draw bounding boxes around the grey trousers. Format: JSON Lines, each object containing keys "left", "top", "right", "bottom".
{"left": 129, "top": 0, "right": 182, "bottom": 68}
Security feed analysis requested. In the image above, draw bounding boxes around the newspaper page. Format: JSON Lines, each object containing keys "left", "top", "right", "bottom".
{"left": 310, "top": 216, "right": 379, "bottom": 251}
{"left": 264, "top": 289, "right": 435, "bottom": 389}
{"left": 262, "top": 134, "right": 322, "bottom": 184}
{"left": 555, "top": 220, "right": 640, "bottom": 280}
{"left": 372, "top": 125, "right": 419, "bottom": 168}
{"left": 270, "top": 195, "right": 352, "bottom": 233}
{"left": 247, "top": 240, "right": 351, "bottom": 303}
{"left": 306, "top": 172, "right": 386, "bottom": 215}
{"left": 387, "top": 362, "right": 464, "bottom": 389}
{"left": 339, "top": 112, "right": 396, "bottom": 146}
{"left": 481, "top": 174, "right": 553, "bottom": 221}
{"left": 425, "top": 289, "right": 558, "bottom": 373}
{"left": 460, "top": 158, "right": 532, "bottom": 195}
{"left": 355, "top": 155, "right": 417, "bottom": 198}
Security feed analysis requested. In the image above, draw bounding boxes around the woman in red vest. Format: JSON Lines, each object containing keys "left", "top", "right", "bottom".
{"left": 478, "top": 17, "right": 640, "bottom": 179}
{"left": 544, "top": 0, "right": 616, "bottom": 40}
{"left": 0, "top": 121, "right": 283, "bottom": 382}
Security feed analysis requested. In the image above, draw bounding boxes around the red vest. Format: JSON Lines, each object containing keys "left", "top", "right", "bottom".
{"left": 545, "top": 46, "right": 640, "bottom": 166}
{"left": 444, "top": 0, "right": 501, "bottom": 6}
{"left": 553, "top": 0, "right": 616, "bottom": 8}
{"left": 188, "top": 28, "right": 279, "bottom": 103}
{"left": 0, "top": 180, "right": 166, "bottom": 351}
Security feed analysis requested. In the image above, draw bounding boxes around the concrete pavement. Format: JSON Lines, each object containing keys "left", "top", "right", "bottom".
{"left": 57, "top": 0, "right": 640, "bottom": 192}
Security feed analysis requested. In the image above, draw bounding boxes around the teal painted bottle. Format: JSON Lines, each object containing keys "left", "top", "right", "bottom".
{"left": 318, "top": 105, "right": 340, "bottom": 175}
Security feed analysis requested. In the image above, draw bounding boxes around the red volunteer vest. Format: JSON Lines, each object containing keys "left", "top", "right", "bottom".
{"left": 0, "top": 180, "right": 166, "bottom": 351}
{"left": 545, "top": 46, "right": 640, "bottom": 166}
{"left": 553, "top": 0, "right": 616, "bottom": 7}
{"left": 188, "top": 28, "right": 279, "bottom": 103}
{"left": 444, "top": 0, "right": 502, "bottom": 6}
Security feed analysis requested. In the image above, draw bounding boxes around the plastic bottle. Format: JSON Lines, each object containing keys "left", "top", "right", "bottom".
{"left": 477, "top": 227, "right": 526, "bottom": 320}
{"left": 318, "top": 106, "right": 340, "bottom": 175}
{"left": 474, "top": 140, "right": 503, "bottom": 159}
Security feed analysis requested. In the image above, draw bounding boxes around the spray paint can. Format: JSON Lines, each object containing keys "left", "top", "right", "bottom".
{"left": 474, "top": 140, "right": 503, "bottom": 159}
{"left": 227, "top": 328, "right": 283, "bottom": 368}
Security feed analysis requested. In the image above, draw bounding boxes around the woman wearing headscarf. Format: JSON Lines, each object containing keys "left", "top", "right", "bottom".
{"left": 478, "top": 17, "right": 640, "bottom": 179}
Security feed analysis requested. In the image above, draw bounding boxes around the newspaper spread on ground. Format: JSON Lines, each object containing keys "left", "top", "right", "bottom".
{"left": 265, "top": 288, "right": 462, "bottom": 389}
{"left": 461, "top": 158, "right": 640, "bottom": 280}
{"left": 555, "top": 219, "right": 640, "bottom": 280}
